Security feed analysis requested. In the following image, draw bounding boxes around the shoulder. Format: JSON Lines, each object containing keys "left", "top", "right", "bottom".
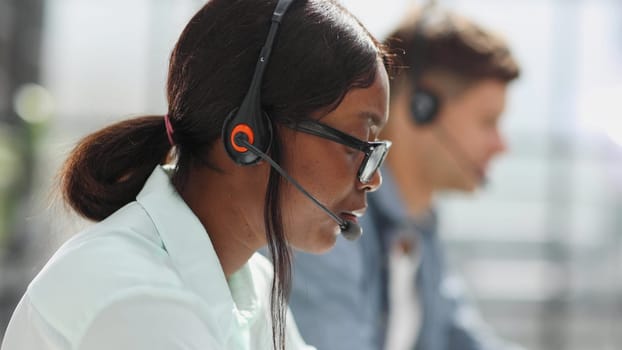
{"left": 25, "top": 201, "right": 191, "bottom": 345}
{"left": 76, "top": 293, "right": 219, "bottom": 349}
{"left": 32, "top": 201, "right": 179, "bottom": 292}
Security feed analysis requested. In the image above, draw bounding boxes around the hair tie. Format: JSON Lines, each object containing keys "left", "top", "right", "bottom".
{"left": 164, "top": 114, "right": 175, "bottom": 146}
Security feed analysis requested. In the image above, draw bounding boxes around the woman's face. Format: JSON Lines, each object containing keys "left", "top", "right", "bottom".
{"left": 279, "top": 64, "right": 390, "bottom": 253}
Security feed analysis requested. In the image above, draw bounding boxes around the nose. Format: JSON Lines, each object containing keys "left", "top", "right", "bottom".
{"left": 494, "top": 130, "right": 507, "bottom": 155}
{"left": 358, "top": 168, "right": 383, "bottom": 192}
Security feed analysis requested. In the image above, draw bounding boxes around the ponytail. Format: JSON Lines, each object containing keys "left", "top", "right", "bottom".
{"left": 60, "top": 115, "right": 172, "bottom": 221}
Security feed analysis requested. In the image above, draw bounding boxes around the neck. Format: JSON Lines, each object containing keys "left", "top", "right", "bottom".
{"left": 180, "top": 164, "right": 268, "bottom": 277}
{"left": 385, "top": 151, "right": 434, "bottom": 219}
{"left": 383, "top": 91, "right": 435, "bottom": 219}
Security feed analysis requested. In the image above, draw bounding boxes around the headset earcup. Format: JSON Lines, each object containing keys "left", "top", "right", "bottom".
{"left": 410, "top": 89, "right": 440, "bottom": 126}
{"left": 222, "top": 107, "right": 273, "bottom": 166}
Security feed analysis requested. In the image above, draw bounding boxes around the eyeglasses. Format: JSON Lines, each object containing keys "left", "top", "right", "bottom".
{"left": 285, "top": 119, "right": 392, "bottom": 184}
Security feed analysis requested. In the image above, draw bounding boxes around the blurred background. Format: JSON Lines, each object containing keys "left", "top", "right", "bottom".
{"left": 0, "top": 0, "right": 620, "bottom": 349}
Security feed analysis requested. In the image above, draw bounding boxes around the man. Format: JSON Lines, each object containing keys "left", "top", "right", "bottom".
{"left": 288, "top": 6, "right": 522, "bottom": 350}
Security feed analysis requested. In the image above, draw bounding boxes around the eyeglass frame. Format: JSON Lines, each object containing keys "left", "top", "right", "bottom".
{"left": 282, "top": 119, "right": 392, "bottom": 184}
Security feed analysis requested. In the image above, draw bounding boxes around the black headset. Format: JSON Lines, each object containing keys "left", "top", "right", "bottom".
{"left": 409, "top": 4, "right": 442, "bottom": 126}
{"left": 409, "top": 5, "right": 489, "bottom": 186}
{"left": 222, "top": 0, "right": 294, "bottom": 165}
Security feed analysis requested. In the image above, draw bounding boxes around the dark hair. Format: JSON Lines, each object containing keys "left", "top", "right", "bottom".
{"left": 60, "top": 0, "right": 390, "bottom": 349}
{"left": 385, "top": 7, "right": 520, "bottom": 96}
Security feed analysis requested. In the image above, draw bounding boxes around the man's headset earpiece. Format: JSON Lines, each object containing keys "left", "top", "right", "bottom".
{"left": 222, "top": 0, "right": 294, "bottom": 165}
{"left": 409, "top": 4, "right": 442, "bottom": 126}
{"left": 408, "top": 5, "right": 488, "bottom": 187}
{"left": 410, "top": 89, "right": 440, "bottom": 125}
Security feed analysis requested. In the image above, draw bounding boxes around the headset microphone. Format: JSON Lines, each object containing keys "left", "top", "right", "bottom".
{"left": 236, "top": 134, "right": 363, "bottom": 241}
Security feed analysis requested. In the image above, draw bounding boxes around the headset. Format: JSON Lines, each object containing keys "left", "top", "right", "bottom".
{"left": 219, "top": 0, "right": 362, "bottom": 240}
{"left": 408, "top": 3, "right": 488, "bottom": 185}
{"left": 409, "top": 2, "right": 443, "bottom": 126}
{"left": 221, "top": 0, "right": 294, "bottom": 165}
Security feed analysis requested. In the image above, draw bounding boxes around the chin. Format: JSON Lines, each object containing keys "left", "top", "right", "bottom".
{"left": 292, "top": 226, "right": 339, "bottom": 254}
{"left": 462, "top": 182, "right": 479, "bottom": 193}
{"left": 446, "top": 179, "right": 478, "bottom": 193}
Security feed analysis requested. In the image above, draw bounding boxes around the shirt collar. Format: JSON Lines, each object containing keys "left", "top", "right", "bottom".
{"left": 136, "top": 166, "right": 259, "bottom": 336}
{"left": 371, "top": 167, "right": 410, "bottom": 227}
{"left": 370, "top": 167, "right": 437, "bottom": 235}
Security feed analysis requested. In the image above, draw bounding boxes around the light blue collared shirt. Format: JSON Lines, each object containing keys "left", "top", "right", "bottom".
{"left": 1, "top": 166, "right": 313, "bottom": 350}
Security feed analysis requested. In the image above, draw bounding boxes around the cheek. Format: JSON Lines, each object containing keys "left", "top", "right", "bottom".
{"left": 278, "top": 178, "right": 341, "bottom": 253}
{"left": 286, "top": 141, "right": 356, "bottom": 199}
{"left": 458, "top": 123, "right": 489, "bottom": 152}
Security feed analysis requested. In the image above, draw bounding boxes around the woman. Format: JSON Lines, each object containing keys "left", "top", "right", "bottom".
{"left": 1, "top": 0, "right": 391, "bottom": 349}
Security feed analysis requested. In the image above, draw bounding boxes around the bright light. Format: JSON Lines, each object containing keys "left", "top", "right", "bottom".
{"left": 577, "top": 85, "right": 622, "bottom": 146}
{"left": 13, "top": 83, "right": 56, "bottom": 124}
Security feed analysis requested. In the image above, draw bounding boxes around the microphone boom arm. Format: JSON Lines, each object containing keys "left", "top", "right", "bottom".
{"left": 237, "top": 136, "right": 348, "bottom": 229}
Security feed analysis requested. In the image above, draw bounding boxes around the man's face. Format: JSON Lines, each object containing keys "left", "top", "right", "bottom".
{"left": 430, "top": 78, "right": 508, "bottom": 192}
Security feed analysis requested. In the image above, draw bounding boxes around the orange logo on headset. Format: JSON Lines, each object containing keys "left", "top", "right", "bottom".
{"left": 231, "top": 124, "right": 254, "bottom": 152}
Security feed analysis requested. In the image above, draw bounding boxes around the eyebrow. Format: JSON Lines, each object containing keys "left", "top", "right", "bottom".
{"left": 359, "top": 111, "right": 386, "bottom": 128}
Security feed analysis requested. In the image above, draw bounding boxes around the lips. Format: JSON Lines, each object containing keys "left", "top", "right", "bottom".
{"left": 340, "top": 207, "right": 366, "bottom": 223}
